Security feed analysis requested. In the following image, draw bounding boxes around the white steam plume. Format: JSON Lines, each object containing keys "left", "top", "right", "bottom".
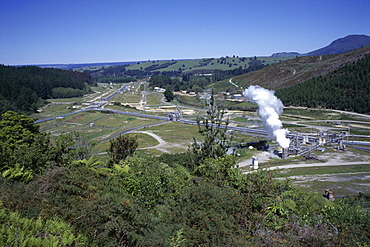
{"left": 243, "top": 85, "right": 290, "bottom": 148}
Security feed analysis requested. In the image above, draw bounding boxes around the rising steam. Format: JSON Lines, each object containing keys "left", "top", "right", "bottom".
{"left": 243, "top": 85, "right": 290, "bottom": 148}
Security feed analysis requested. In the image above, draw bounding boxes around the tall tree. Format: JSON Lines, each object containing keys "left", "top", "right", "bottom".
{"left": 107, "top": 134, "right": 138, "bottom": 166}
{"left": 0, "top": 111, "right": 51, "bottom": 180}
{"left": 164, "top": 88, "right": 174, "bottom": 102}
{"left": 189, "top": 91, "right": 233, "bottom": 166}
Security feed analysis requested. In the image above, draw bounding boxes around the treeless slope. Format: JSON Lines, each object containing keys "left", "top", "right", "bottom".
{"left": 233, "top": 45, "right": 370, "bottom": 90}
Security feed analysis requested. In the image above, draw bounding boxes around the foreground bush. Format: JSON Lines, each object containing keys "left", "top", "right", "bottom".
{"left": 0, "top": 202, "right": 87, "bottom": 246}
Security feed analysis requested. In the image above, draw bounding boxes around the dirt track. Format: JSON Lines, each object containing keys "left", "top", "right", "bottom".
{"left": 135, "top": 131, "right": 189, "bottom": 153}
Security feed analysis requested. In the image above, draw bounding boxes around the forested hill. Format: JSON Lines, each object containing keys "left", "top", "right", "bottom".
{"left": 0, "top": 65, "right": 92, "bottom": 115}
{"left": 232, "top": 44, "right": 370, "bottom": 90}
{"left": 275, "top": 52, "right": 370, "bottom": 114}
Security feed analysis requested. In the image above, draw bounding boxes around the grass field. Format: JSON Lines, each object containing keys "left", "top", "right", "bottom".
{"left": 276, "top": 164, "right": 370, "bottom": 177}
{"left": 33, "top": 104, "right": 75, "bottom": 120}
{"left": 277, "top": 166, "right": 370, "bottom": 196}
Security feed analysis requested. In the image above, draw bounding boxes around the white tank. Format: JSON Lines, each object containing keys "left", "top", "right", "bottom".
{"left": 252, "top": 156, "right": 259, "bottom": 169}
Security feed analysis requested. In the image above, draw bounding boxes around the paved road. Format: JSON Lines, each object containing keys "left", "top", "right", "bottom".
{"left": 35, "top": 106, "right": 270, "bottom": 138}
{"left": 268, "top": 161, "right": 370, "bottom": 170}
{"left": 241, "top": 160, "right": 370, "bottom": 173}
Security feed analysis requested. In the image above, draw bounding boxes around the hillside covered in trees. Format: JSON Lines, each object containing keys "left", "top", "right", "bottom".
{"left": 0, "top": 65, "right": 92, "bottom": 115}
{"left": 276, "top": 52, "right": 370, "bottom": 114}
{"left": 233, "top": 45, "right": 370, "bottom": 90}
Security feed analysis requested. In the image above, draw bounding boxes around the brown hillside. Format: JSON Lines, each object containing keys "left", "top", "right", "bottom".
{"left": 232, "top": 45, "right": 370, "bottom": 90}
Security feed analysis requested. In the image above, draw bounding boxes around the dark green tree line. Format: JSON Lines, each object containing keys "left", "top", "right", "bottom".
{"left": 0, "top": 65, "right": 92, "bottom": 115}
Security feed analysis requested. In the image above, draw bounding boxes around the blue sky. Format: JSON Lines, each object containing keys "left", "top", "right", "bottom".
{"left": 1, "top": 0, "right": 369, "bottom": 65}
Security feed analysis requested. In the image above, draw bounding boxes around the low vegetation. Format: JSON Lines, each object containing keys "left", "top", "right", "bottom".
{"left": 1, "top": 107, "right": 370, "bottom": 246}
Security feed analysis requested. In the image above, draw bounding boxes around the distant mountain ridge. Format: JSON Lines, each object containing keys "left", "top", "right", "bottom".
{"left": 16, "top": 34, "right": 370, "bottom": 71}
{"left": 271, "top": 52, "right": 301, "bottom": 57}
{"left": 271, "top": 34, "right": 370, "bottom": 57}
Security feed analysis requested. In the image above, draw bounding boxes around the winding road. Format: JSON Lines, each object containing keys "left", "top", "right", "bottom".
{"left": 229, "top": 78, "right": 240, "bottom": 88}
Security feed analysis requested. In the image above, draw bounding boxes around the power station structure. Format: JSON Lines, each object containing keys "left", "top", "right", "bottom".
{"left": 279, "top": 130, "right": 370, "bottom": 159}
{"left": 167, "top": 106, "right": 182, "bottom": 121}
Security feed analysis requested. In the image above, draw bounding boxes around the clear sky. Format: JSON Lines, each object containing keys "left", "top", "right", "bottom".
{"left": 1, "top": 0, "right": 369, "bottom": 65}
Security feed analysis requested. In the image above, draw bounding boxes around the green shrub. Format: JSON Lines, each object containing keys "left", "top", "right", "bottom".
{"left": 0, "top": 202, "right": 87, "bottom": 246}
